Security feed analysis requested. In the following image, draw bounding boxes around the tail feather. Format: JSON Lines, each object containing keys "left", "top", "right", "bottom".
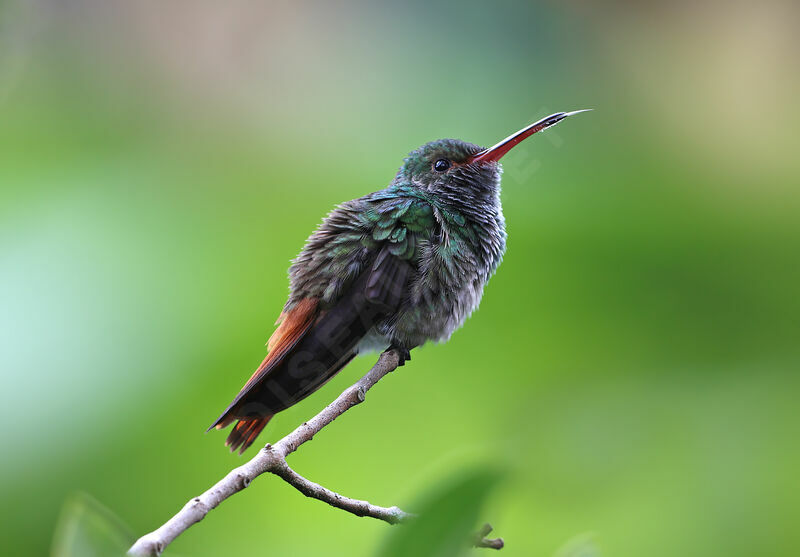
{"left": 225, "top": 416, "right": 272, "bottom": 455}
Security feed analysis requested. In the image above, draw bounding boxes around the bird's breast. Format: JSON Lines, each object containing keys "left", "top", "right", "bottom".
{"left": 383, "top": 213, "right": 506, "bottom": 349}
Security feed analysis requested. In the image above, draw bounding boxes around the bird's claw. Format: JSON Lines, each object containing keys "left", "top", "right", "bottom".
{"left": 388, "top": 346, "right": 411, "bottom": 366}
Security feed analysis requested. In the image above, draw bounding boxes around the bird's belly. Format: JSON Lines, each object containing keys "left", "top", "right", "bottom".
{"left": 387, "top": 275, "right": 489, "bottom": 349}
{"left": 355, "top": 329, "right": 391, "bottom": 354}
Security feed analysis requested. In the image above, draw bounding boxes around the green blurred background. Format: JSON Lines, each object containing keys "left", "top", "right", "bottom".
{"left": 1, "top": 0, "right": 798, "bottom": 555}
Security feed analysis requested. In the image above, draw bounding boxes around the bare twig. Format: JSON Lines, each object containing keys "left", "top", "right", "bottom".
{"left": 474, "top": 523, "right": 505, "bottom": 549}
{"left": 128, "top": 349, "right": 501, "bottom": 555}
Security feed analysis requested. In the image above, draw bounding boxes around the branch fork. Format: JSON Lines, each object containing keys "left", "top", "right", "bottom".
{"left": 128, "top": 350, "right": 502, "bottom": 555}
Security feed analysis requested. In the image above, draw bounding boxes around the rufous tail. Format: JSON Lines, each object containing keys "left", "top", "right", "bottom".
{"left": 225, "top": 415, "right": 272, "bottom": 455}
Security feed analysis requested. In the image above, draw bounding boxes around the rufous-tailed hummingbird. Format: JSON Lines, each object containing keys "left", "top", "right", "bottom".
{"left": 210, "top": 111, "right": 589, "bottom": 453}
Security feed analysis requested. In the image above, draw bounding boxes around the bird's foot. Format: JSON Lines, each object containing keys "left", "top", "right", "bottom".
{"left": 387, "top": 345, "right": 411, "bottom": 366}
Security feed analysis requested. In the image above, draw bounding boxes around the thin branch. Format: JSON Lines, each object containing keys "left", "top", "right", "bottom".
{"left": 128, "top": 349, "right": 502, "bottom": 556}
{"left": 269, "top": 457, "right": 410, "bottom": 524}
{"left": 474, "top": 523, "right": 505, "bottom": 549}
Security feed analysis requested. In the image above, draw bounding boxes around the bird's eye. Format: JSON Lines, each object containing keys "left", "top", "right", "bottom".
{"left": 433, "top": 159, "right": 451, "bottom": 172}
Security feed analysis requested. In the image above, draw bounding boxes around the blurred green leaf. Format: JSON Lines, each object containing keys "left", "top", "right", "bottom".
{"left": 51, "top": 492, "right": 132, "bottom": 557}
{"left": 376, "top": 468, "right": 502, "bottom": 557}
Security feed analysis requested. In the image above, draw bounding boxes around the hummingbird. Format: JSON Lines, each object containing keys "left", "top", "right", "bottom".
{"left": 210, "top": 110, "right": 589, "bottom": 453}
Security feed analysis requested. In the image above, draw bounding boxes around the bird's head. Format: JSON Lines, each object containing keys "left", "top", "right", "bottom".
{"left": 393, "top": 110, "right": 591, "bottom": 198}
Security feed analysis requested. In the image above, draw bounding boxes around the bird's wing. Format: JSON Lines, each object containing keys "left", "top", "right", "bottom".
{"left": 209, "top": 193, "right": 433, "bottom": 431}
{"left": 207, "top": 296, "right": 318, "bottom": 432}
{"left": 285, "top": 193, "right": 433, "bottom": 307}
{"left": 236, "top": 297, "right": 320, "bottom": 400}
